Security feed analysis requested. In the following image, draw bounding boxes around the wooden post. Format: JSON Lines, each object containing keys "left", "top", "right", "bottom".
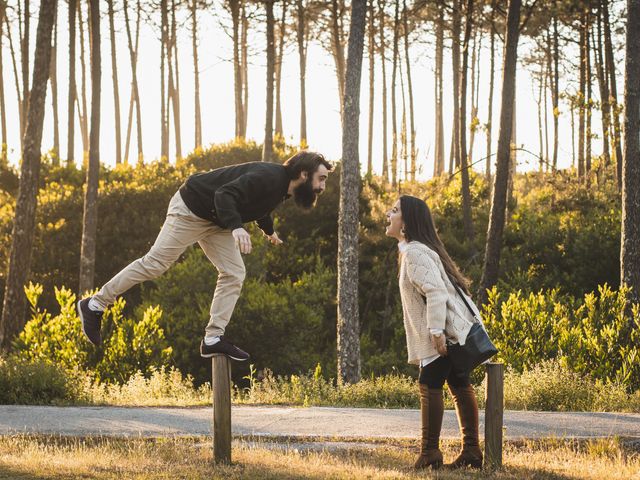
{"left": 212, "top": 354, "right": 232, "bottom": 464}
{"left": 484, "top": 362, "right": 504, "bottom": 469}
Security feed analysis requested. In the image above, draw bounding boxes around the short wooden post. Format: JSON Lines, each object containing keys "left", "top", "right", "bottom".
{"left": 212, "top": 354, "right": 232, "bottom": 464}
{"left": 484, "top": 362, "right": 504, "bottom": 469}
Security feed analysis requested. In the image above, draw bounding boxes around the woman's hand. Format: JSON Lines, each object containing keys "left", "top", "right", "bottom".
{"left": 431, "top": 332, "right": 447, "bottom": 356}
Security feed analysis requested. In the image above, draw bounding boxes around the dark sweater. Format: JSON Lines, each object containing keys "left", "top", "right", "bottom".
{"left": 179, "top": 162, "right": 290, "bottom": 235}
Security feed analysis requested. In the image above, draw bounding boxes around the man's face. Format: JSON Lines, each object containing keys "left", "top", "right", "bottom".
{"left": 293, "top": 165, "right": 330, "bottom": 210}
{"left": 310, "top": 165, "right": 329, "bottom": 194}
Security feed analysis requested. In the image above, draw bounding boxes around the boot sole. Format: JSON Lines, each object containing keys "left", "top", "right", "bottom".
{"left": 445, "top": 460, "right": 483, "bottom": 470}
{"left": 200, "top": 352, "right": 249, "bottom": 361}
{"left": 414, "top": 460, "right": 443, "bottom": 470}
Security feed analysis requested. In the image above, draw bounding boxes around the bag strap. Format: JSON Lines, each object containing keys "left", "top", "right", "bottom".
{"left": 450, "top": 282, "right": 474, "bottom": 316}
{"left": 414, "top": 248, "right": 480, "bottom": 322}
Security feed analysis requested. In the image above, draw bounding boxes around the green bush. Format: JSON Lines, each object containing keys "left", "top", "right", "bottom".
{"left": 503, "top": 359, "right": 640, "bottom": 412}
{"left": 236, "top": 363, "right": 421, "bottom": 408}
{"left": 0, "top": 355, "right": 89, "bottom": 405}
{"left": 15, "top": 283, "right": 172, "bottom": 384}
{"left": 483, "top": 285, "right": 640, "bottom": 390}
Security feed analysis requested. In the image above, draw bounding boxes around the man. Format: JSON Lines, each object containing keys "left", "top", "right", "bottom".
{"left": 77, "top": 151, "right": 331, "bottom": 361}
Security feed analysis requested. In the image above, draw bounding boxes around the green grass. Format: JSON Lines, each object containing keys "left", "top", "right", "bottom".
{"left": 3, "top": 356, "right": 640, "bottom": 412}
{"left": 233, "top": 361, "right": 640, "bottom": 412}
{"left": 0, "top": 435, "right": 638, "bottom": 479}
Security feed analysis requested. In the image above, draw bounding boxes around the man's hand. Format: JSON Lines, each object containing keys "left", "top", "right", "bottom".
{"left": 267, "top": 231, "right": 283, "bottom": 246}
{"left": 232, "top": 228, "right": 252, "bottom": 254}
{"left": 431, "top": 332, "right": 447, "bottom": 356}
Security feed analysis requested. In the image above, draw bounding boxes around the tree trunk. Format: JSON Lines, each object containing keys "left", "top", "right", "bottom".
{"left": 578, "top": 11, "right": 586, "bottom": 178}
{"left": 477, "top": 0, "right": 520, "bottom": 306}
{"left": 262, "top": 0, "right": 275, "bottom": 162}
{"left": 6, "top": 15, "right": 23, "bottom": 154}
{"left": 543, "top": 42, "right": 549, "bottom": 169}
{"left": 79, "top": 0, "right": 101, "bottom": 295}
{"left": 602, "top": 0, "right": 622, "bottom": 186}
{"left": 399, "top": 53, "right": 407, "bottom": 180}
{"left": 66, "top": 0, "right": 76, "bottom": 166}
{"left": 620, "top": 0, "right": 640, "bottom": 305}
{"left": 191, "top": 0, "right": 202, "bottom": 149}
{"left": 275, "top": 0, "right": 287, "bottom": 138}
{"left": 434, "top": 0, "right": 444, "bottom": 176}
{"left": 160, "top": 0, "right": 169, "bottom": 159}
{"left": 402, "top": 0, "right": 415, "bottom": 180}
{"left": 537, "top": 66, "right": 543, "bottom": 171}
{"left": 552, "top": 10, "right": 559, "bottom": 170}
{"left": 379, "top": 0, "right": 388, "bottom": 182}
{"left": 78, "top": 1, "right": 89, "bottom": 159}
{"left": 20, "top": 0, "right": 30, "bottom": 144}
{"left": 458, "top": 0, "right": 474, "bottom": 244}
{"left": 451, "top": 0, "right": 461, "bottom": 173}
{"left": 230, "top": 0, "right": 243, "bottom": 139}
{"left": 367, "top": 0, "right": 374, "bottom": 177}
{"left": 108, "top": 0, "right": 122, "bottom": 164}
{"left": 390, "top": 0, "right": 398, "bottom": 187}
{"left": 50, "top": 5, "right": 60, "bottom": 164}
{"left": 468, "top": 29, "right": 477, "bottom": 166}
{"left": 330, "top": 0, "right": 346, "bottom": 116}
{"left": 585, "top": 10, "right": 592, "bottom": 176}
{"left": 123, "top": 0, "right": 143, "bottom": 163}
{"left": 571, "top": 94, "right": 576, "bottom": 167}
{"left": 297, "top": 0, "right": 308, "bottom": 146}
{"left": 0, "top": 3, "right": 6, "bottom": 166}
{"left": 0, "top": 0, "right": 55, "bottom": 349}
{"left": 508, "top": 96, "right": 516, "bottom": 201}
{"left": 169, "top": 0, "right": 182, "bottom": 161}
{"left": 338, "top": 0, "right": 365, "bottom": 385}
{"left": 241, "top": 2, "right": 249, "bottom": 137}
{"left": 594, "top": 8, "right": 611, "bottom": 171}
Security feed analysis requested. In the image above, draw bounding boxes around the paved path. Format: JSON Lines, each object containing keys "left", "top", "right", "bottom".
{"left": 0, "top": 405, "right": 638, "bottom": 440}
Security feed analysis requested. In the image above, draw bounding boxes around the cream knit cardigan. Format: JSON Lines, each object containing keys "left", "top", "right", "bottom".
{"left": 399, "top": 241, "right": 475, "bottom": 365}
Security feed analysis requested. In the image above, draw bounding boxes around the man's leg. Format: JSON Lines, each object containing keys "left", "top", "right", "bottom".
{"left": 79, "top": 192, "right": 209, "bottom": 345}
{"left": 197, "top": 228, "right": 249, "bottom": 360}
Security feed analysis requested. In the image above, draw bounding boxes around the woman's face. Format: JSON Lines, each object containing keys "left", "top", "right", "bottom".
{"left": 385, "top": 200, "right": 404, "bottom": 240}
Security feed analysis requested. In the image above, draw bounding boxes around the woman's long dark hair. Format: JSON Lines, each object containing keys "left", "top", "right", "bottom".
{"left": 400, "top": 195, "right": 471, "bottom": 296}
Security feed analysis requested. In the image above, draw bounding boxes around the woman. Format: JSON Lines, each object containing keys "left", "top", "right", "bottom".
{"left": 386, "top": 195, "right": 483, "bottom": 470}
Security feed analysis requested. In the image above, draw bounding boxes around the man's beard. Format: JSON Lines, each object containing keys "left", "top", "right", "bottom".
{"left": 293, "top": 178, "right": 319, "bottom": 210}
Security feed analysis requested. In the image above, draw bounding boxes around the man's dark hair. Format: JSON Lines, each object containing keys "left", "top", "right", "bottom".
{"left": 283, "top": 151, "right": 332, "bottom": 180}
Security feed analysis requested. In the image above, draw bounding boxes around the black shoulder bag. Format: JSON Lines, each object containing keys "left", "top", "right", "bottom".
{"left": 445, "top": 283, "right": 499, "bottom": 378}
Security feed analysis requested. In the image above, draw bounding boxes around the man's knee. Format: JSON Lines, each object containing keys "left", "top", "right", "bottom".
{"left": 219, "top": 265, "right": 246, "bottom": 286}
{"left": 141, "top": 251, "right": 175, "bottom": 276}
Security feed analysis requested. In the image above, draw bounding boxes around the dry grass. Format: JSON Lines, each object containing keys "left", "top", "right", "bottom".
{"left": 0, "top": 435, "right": 638, "bottom": 480}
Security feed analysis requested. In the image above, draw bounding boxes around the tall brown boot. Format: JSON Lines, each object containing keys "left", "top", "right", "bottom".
{"left": 414, "top": 384, "right": 444, "bottom": 470}
{"left": 447, "top": 384, "right": 483, "bottom": 469}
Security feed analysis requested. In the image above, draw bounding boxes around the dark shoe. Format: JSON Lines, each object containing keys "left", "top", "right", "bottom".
{"left": 77, "top": 298, "right": 103, "bottom": 346}
{"left": 200, "top": 336, "right": 250, "bottom": 361}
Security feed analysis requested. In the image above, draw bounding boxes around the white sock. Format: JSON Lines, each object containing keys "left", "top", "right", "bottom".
{"left": 88, "top": 297, "right": 105, "bottom": 312}
{"left": 204, "top": 336, "right": 221, "bottom": 346}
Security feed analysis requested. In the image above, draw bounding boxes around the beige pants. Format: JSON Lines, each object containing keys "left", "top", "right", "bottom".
{"left": 93, "top": 191, "right": 245, "bottom": 337}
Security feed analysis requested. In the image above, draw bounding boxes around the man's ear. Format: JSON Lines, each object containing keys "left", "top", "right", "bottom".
{"left": 300, "top": 171, "right": 308, "bottom": 181}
